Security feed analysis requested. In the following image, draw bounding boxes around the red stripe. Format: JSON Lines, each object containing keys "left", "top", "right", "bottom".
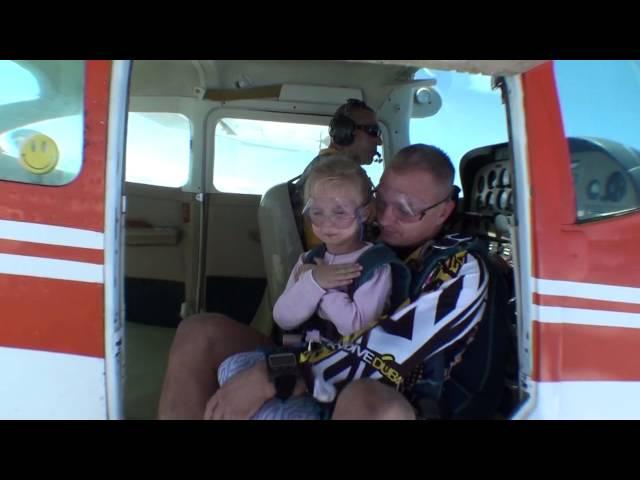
{"left": 523, "top": 61, "right": 576, "bottom": 267}
{"left": 533, "top": 293, "right": 640, "bottom": 314}
{"left": 532, "top": 321, "right": 640, "bottom": 382}
{"left": 0, "top": 239, "right": 104, "bottom": 264}
{"left": 0, "top": 274, "right": 104, "bottom": 358}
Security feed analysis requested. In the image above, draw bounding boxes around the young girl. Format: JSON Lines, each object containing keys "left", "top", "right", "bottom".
{"left": 215, "top": 155, "right": 394, "bottom": 419}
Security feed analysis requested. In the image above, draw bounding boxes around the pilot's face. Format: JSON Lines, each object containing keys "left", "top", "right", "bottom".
{"left": 347, "top": 108, "right": 383, "bottom": 166}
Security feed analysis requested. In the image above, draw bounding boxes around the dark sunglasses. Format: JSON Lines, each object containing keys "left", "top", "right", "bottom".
{"left": 355, "top": 124, "right": 381, "bottom": 138}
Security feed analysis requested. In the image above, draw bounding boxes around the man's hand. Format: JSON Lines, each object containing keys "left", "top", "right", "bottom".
{"left": 311, "top": 258, "right": 362, "bottom": 290}
{"left": 204, "top": 360, "right": 274, "bottom": 420}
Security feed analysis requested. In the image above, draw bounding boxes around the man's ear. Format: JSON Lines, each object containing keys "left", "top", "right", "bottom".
{"left": 439, "top": 199, "right": 457, "bottom": 224}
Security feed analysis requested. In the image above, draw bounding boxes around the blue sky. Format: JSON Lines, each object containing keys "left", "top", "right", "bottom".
{"left": 554, "top": 60, "right": 640, "bottom": 150}
{"left": 410, "top": 68, "right": 508, "bottom": 187}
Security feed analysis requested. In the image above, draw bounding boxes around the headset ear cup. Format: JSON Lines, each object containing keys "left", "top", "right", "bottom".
{"left": 329, "top": 114, "right": 356, "bottom": 146}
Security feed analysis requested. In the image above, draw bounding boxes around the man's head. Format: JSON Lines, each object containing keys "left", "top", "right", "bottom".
{"left": 376, "top": 144, "right": 457, "bottom": 249}
{"left": 329, "top": 99, "right": 382, "bottom": 166}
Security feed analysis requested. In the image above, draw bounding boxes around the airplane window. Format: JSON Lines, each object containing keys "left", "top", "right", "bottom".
{"left": 125, "top": 112, "right": 191, "bottom": 187}
{"left": 0, "top": 61, "right": 84, "bottom": 186}
{"left": 213, "top": 117, "right": 384, "bottom": 195}
{"left": 0, "top": 61, "right": 39, "bottom": 105}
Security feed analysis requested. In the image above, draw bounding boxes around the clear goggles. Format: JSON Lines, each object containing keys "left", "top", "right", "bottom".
{"left": 302, "top": 197, "right": 367, "bottom": 229}
{"left": 373, "top": 186, "right": 456, "bottom": 224}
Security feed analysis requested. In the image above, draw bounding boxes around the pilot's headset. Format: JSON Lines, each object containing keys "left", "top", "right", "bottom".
{"left": 329, "top": 98, "right": 374, "bottom": 146}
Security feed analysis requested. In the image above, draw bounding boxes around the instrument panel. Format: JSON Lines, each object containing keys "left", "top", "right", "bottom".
{"left": 472, "top": 162, "right": 514, "bottom": 215}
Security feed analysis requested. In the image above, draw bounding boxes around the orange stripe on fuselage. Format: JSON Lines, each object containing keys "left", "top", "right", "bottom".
{"left": 0, "top": 239, "right": 104, "bottom": 264}
{"left": 0, "top": 274, "right": 104, "bottom": 358}
{"left": 533, "top": 293, "right": 640, "bottom": 314}
{"left": 532, "top": 320, "right": 640, "bottom": 382}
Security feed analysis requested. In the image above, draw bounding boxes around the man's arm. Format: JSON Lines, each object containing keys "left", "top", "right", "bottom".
{"left": 381, "top": 251, "right": 489, "bottom": 368}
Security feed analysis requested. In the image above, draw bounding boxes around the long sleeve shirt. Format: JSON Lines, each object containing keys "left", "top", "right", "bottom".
{"left": 273, "top": 242, "right": 392, "bottom": 336}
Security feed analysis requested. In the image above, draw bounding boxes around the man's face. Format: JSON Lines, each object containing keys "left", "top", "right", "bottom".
{"left": 344, "top": 108, "right": 382, "bottom": 166}
{"left": 376, "top": 168, "right": 455, "bottom": 248}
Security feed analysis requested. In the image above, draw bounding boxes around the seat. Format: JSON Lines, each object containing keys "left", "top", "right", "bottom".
{"left": 252, "top": 180, "right": 304, "bottom": 336}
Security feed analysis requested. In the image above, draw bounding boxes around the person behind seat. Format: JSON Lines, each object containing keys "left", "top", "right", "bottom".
{"left": 158, "top": 144, "right": 494, "bottom": 420}
{"left": 293, "top": 98, "right": 383, "bottom": 249}
{"left": 213, "top": 155, "right": 395, "bottom": 419}
{"left": 303, "top": 98, "right": 382, "bottom": 174}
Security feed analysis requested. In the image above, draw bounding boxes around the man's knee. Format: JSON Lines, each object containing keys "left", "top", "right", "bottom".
{"left": 166, "top": 314, "right": 227, "bottom": 364}
{"left": 169, "top": 312, "right": 271, "bottom": 362}
{"left": 172, "top": 313, "right": 232, "bottom": 345}
{"left": 332, "top": 379, "right": 416, "bottom": 420}
{"left": 158, "top": 313, "right": 270, "bottom": 420}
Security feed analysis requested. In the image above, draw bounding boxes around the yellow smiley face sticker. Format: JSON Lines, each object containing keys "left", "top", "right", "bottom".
{"left": 20, "top": 133, "right": 59, "bottom": 175}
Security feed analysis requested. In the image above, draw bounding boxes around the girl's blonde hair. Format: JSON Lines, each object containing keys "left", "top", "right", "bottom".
{"left": 303, "top": 155, "right": 373, "bottom": 205}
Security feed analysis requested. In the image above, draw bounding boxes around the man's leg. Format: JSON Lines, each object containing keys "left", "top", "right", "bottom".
{"left": 157, "top": 313, "right": 272, "bottom": 419}
{"left": 331, "top": 379, "right": 416, "bottom": 420}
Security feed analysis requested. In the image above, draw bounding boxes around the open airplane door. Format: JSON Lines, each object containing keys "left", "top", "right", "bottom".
{"left": 510, "top": 61, "right": 640, "bottom": 419}
{"left": 0, "top": 60, "right": 130, "bottom": 419}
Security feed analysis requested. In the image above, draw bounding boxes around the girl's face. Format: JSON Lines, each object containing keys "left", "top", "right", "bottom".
{"left": 305, "top": 178, "right": 369, "bottom": 250}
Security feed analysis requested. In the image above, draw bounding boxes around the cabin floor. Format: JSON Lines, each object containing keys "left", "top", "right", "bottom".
{"left": 124, "top": 322, "right": 176, "bottom": 420}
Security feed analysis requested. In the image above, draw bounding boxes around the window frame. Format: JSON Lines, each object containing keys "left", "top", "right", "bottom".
{"left": 206, "top": 107, "right": 389, "bottom": 196}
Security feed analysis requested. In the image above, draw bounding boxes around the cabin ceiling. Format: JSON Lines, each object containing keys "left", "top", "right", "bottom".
{"left": 129, "top": 60, "right": 548, "bottom": 101}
